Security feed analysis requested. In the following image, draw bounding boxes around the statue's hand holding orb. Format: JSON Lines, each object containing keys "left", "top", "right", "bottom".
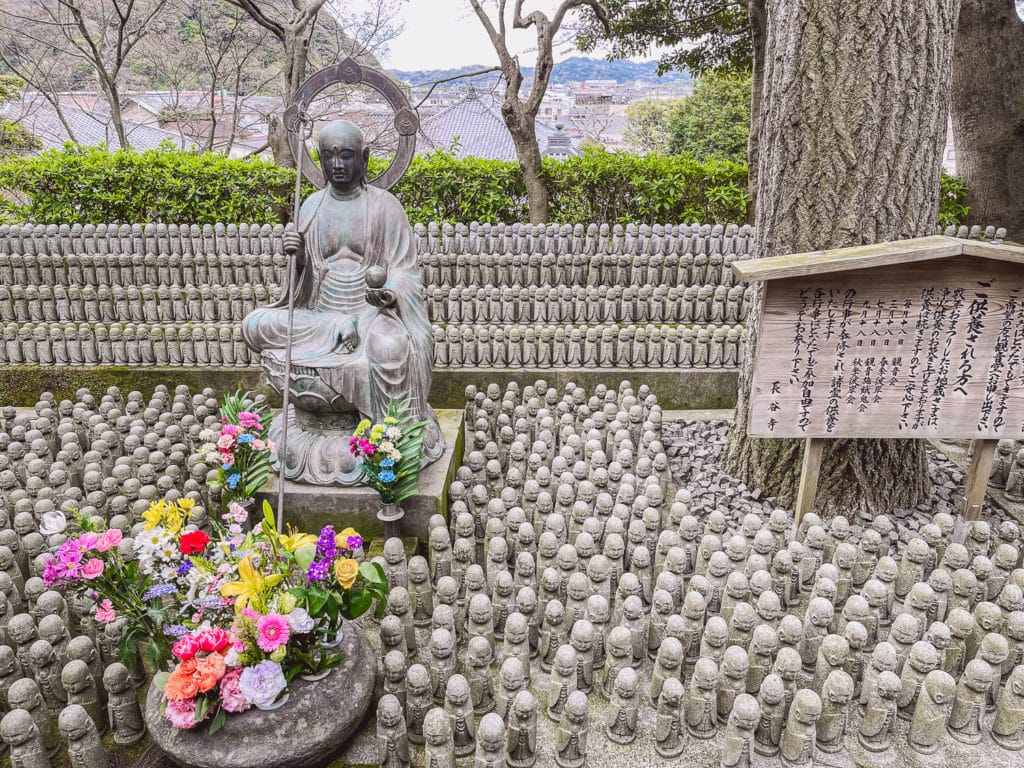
{"left": 366, "top": 266, "right": 397, "bottom": 309}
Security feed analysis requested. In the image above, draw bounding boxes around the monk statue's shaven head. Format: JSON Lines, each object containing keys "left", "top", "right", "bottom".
{"left": 318, "top": 120, "right": 370, "bottom": 193}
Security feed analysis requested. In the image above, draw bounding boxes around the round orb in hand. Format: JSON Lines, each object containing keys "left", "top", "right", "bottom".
{"left": 365, "top": 266, "right": 387, "bottom": 289}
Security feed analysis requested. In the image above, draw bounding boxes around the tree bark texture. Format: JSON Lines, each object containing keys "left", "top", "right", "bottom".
{"left": 951, "top": 0, "right": 1024, "bottom": 242}
{"left": 745, "top": 0, "right": 766, "bottom": 225}
{"left": 724, "top": 0, "right": 960, "bottom": 518}
{"left": 507, "top": 108, "right": 550, "bottom": 224}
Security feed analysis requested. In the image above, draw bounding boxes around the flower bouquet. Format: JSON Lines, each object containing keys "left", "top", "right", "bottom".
{"left": 199, "top": 389, "right": 275, "bottom": 504}
{"left": 348, "top": 398, "right": 428, "bottom": 505}
{"left": 44, "top": 494, "right": 388, "bottom": 734}
{"left": 41, "top": 503, "right": 205, "bottom": 671}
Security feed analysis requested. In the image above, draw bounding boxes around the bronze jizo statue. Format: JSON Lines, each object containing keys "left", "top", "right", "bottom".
{"left": 242, "top": 119, "right": 444, "bottom": 484}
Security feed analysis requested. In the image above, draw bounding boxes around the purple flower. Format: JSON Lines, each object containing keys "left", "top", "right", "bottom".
{"left": 239, "top": 660, "right": 287, "bottom": 709}
{"left": 142, "top": 584, "right": 177, "bottom": 602}
{"left": 177, "top": 560, "right": 194, "bottom": 576}
{"left": 315, "top": 526, "right": 337, "bottom": 560}
{"left": 347, "top": 535, "right": 363, "bottom": 551}
{"left": 162, "top": 624, "right": 188, "bottom": 638}
{"left": 307, "top": 556, "right": 330, "bottom": 584}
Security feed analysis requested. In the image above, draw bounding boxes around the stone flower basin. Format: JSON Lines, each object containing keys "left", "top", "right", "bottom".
{"left": 145, "top": 623, "right": 375, "bottom": 768}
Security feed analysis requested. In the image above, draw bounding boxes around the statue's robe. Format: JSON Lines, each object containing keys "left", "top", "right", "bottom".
{"left": 243, "top": 184, "right": 442, "bottom": 460}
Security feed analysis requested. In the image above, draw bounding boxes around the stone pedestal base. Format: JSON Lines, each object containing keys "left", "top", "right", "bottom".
{"left": 258, "top": 408, "right": 463, "bottom": 540}
{"left": 145, "top": 622, "right": 375, "bottom": 768}
{"left": 269, "top": 405, "right": 363, "bottom": 486}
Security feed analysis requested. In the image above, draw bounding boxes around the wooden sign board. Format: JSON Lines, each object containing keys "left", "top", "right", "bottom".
{"left": 736, "top": 239, "right": 1024, "bottom": 440}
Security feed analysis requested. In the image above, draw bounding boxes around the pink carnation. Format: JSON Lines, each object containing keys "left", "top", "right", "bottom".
{"left": 195, "top": 627, "right": 232, "bottom": 654}
{"left": 165, "top": 698, "right": 203, "bottom": 729}
{"left": 238, "top": 412, "right": 262, "bottom": 428}
{"left": 256, "top": 613, "right": 291, "bottom": 652}
{"left": 217, "top": 434, "right": 235, "bottom": 450}
{"left": 81, "top": 558, "right": 104, "bottom": 580}
{"left": 218, "top": 667, "right": 251, "bottom": 713}
{"left": 221, "top": 424, "right": 240, "bottom": 438}
{"left": 172, "top": 635, "right": 201, "bottom": 660}
{"left": 95, "top": 528, "right": 122, "bottom": 552}
{"left": 94, "top": 600, "right": 116, "bottom": 623}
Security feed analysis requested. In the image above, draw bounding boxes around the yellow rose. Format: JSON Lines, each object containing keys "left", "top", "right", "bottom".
{"left": 335, "top": 527, "right": 360, "bottom": 550}
{"left": 334, "top": 558, "right": 359, "bottom": 590}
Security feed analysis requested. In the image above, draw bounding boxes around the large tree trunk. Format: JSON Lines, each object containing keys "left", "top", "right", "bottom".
{"left": 724, "top": 0, "right": 960, "bottom": 517}
{"left": 505, "top": 103, "right": 549, "bottom": 223}
{"left": 268, "top": 33, "right": 309, "bottom": 167}
{"left": 745, "top": 0, "right": 766, "bottom": 225}
{"left": 951, "top": 0, "right": 1024, "bottom": 241}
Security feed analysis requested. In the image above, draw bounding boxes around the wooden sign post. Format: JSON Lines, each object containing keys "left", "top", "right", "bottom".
{"left": 733, "top": 236, "right": 1024, "bottom": 525}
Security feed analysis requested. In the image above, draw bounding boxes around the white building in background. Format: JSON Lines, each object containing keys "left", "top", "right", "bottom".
{"left": 942, "top": 116, "right": 957, "bottom": 174}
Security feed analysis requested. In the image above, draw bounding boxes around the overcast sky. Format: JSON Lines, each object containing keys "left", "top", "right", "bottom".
{"left": 377, "top": 1, "right": 1024, "bottom": 71}
{"left": 378, "top": 1, "right": 616, "bottom": 71}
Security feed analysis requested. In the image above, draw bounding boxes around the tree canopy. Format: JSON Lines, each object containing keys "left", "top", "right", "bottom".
{"left": 578, "top": 0, "right": 752, "bottom": 75}
{"left": 667, "top": 73, "right": 751, "bottom": 163}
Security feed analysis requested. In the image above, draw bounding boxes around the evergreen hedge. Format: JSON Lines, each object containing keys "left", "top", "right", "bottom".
{"left": 0, "top": 142, "right": 968, "bottom": 227}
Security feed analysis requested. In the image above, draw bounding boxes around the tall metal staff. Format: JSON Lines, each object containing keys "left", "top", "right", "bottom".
{"left": 275, "top": 108, "right": 313, "bottom": 533}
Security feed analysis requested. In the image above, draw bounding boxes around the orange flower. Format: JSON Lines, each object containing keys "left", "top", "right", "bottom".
{"left": 334, "top": 558, "right": 359, "bottom": 589}
{"left": 179, "top": 657, "right": 198, "bottom": 676}
{"left": 196, "top": 652, "right": 226, "bottom": 680}
{"left": 196, "top": 669, "right": 220, "bottom": 693}
{"left": 164, "top": 670, "right": 199, "bottom": 701}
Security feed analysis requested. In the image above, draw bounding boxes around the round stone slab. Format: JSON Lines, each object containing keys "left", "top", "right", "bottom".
{"left": 145, "top": 623, "right": 375, "bottom": 768}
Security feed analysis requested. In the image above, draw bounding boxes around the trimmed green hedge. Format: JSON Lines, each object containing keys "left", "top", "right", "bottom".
{"left": 0, "top": 142, "right": 968, "bottom": 227}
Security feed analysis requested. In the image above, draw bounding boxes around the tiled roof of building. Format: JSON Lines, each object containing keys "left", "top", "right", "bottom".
{"left": 0, "top": 98, "right": 190, "bottom": 152}
{"left": 419, "top": 91, "right": 565, "bottom": 161}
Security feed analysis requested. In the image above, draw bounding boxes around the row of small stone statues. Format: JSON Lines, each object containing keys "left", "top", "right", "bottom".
{"left": 0, "top": 281, "right": 754, "bottom": 328}
{"left": 0, "top": 321, "right": 747, "bottom": 370}
{"left": 373, "top": 508, "right": 1024, "bottom": 766}
{"left": 990, "top": 440, "right": 1024, "bottom": 503}
{"left": 386, "top": 378, "right": 1024, "bottom": 762}
{"left": 0, "top": 384, "right": 233, "bottom": 527}
{"left": 1, "top": 221, "right": 1001, "bottom": 261}
{"left": 433, "top": 324, "right": 747, "bottom": 369}
{"left": 0, "top": 222, "right": 1001, "bottom": 291}
{"left": 0, "top": 323, "right": 254, "bottom": 368}
{"left": 0, "top": 249, "right": 748, "bottom": 292}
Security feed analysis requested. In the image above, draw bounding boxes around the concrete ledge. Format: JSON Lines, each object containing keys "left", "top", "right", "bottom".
{"left": 0, "top": 365, "right": 739, "bottom": 410}
{"left": 255, "top": 408, "right": 464, "bottom": 541}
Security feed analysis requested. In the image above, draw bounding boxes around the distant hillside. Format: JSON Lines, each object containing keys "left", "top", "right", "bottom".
{"left": 394, "top": 57, "right": 690, "bottom": 87}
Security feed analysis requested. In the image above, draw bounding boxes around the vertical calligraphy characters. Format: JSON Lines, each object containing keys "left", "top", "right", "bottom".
{"left": 736, "top": 239, "right": 1024, "bottom": 441}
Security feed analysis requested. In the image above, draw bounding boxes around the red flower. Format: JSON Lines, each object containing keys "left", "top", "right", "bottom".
{"left": 172, "top": 635, "right": 201, "bottom": 660}
{"left": 179, "top": 531, "right": 211, "bottom": 555}
{"left": 195, "top": 627, "right": 231, "bottom": 653}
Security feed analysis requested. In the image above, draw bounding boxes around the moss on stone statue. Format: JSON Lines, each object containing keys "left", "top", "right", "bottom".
{"left": 0, "top": 366, "right": 739, "bottom": 411}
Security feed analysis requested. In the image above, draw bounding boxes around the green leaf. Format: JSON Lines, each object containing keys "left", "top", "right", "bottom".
{"left": 358, "top": 560, "right": 387, "bottom": 587}
{"left": 344, "top": 589, "right": 372, "bottom": 619}
{"left": 294, "top": 545, "right": 316, "bottom": 571}
{"left": 208, "top": 707, "right": 227, "bottom": 735}
{"left": 153, "top": 671, "right": 171, "bottom": 692}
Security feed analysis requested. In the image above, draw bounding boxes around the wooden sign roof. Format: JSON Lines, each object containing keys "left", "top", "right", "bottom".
{"left": 732, "top": 235, "right": 1024, "bottom": 283}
